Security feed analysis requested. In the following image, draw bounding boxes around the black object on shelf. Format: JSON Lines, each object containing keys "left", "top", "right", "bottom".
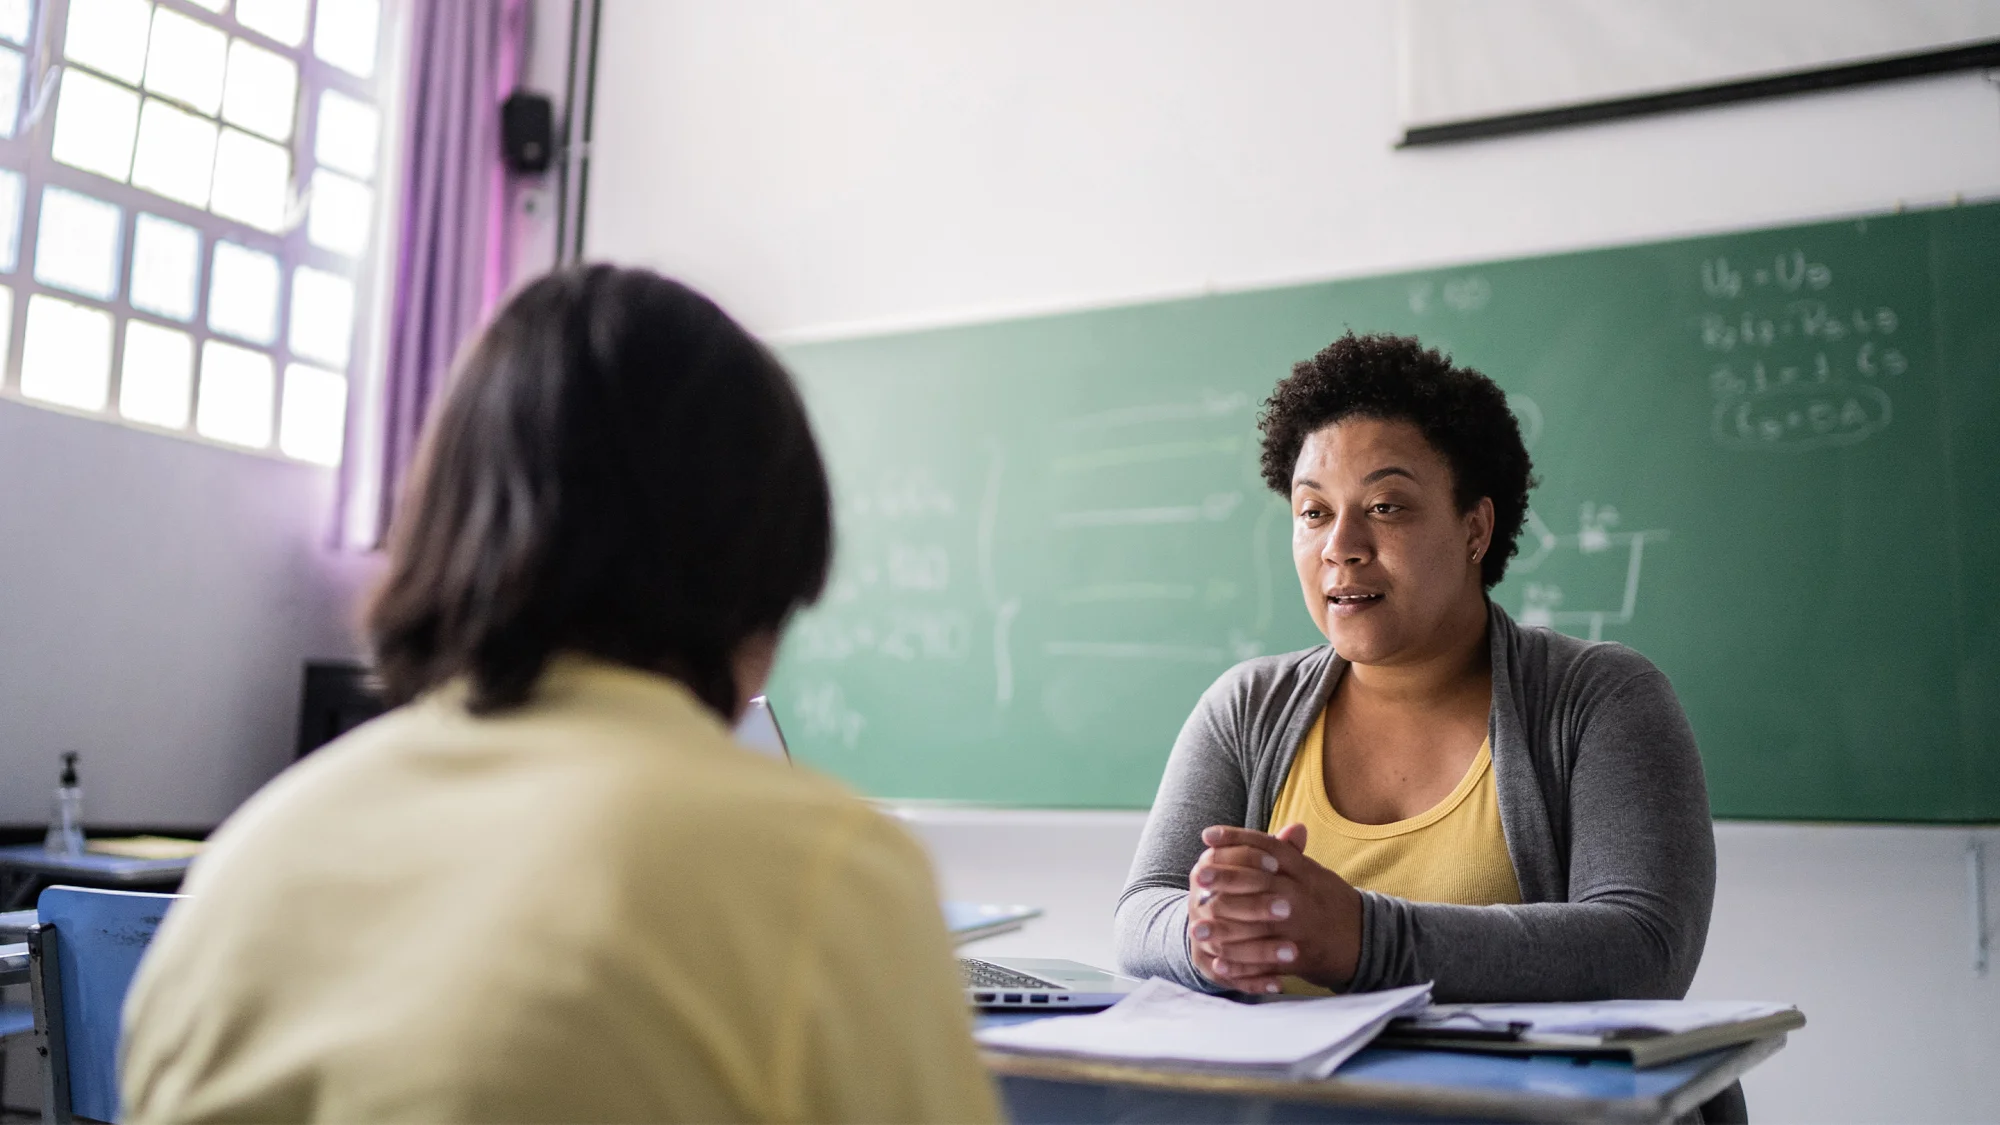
{"left": 297, "top": 662, "right": 388, "bottom": 759}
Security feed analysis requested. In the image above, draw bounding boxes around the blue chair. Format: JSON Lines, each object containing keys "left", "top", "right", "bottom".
{"left": 2, "top": 958, "right": 31, "bottom": 1118}
{"left": 29, "top": 886, "right": 182, "bottom": 1124}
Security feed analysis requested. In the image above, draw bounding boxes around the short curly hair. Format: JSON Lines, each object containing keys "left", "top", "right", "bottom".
{"left": 1258, "top": 332, "right": 1536, "bottom": 588}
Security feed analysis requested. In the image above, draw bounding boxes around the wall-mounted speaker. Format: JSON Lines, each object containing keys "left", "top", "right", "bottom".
{"left": 502, "top": 91, "right": 555, "bottom": 174}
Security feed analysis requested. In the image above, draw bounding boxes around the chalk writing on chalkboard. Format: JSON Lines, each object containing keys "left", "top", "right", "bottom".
{"left": 795, "top": 680, "right": 865, "bottom": 748}
{"left": 1052, "top": 492, "right": 1243, "bottom": 528}
{"left": 1695, "top": 253, "right": 1904, "bottom": 452}
{"left": 848, "top": 467, "right": 957, "bottom": 518}
{"left": 1514, "top": 503, "right": 1669, "bottom": 642}
{"left": 1508, "top": 392, "right": 1543, "bottom": 449}
{"left": 979, "top": 448, "right": 1023, "bottom": 706}
{"left": 1407, "top": 274, "right": 1492, "bottom": 316}
{"left": 1061, "top": 391, "right": 1248, "bottom": 432}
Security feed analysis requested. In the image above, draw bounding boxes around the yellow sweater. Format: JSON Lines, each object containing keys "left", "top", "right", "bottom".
{"left": 120, "top": 657, "right": 999, "bottom": 1124}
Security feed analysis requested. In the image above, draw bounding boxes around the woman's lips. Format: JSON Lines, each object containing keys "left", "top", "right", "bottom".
{"left": 1326, "top": 592, "right": 1383, "bottom": 616}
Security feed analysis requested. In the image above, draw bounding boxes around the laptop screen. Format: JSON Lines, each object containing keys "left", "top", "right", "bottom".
{"left": 733, "top": 695, "right": 791, "bottom": 762}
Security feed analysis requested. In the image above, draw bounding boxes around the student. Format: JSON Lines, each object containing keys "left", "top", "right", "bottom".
{"left": 1115, "top": 332, "right": 1716, "bottom": 1004}
{"left": 121, "top": 267, "right": 1000, "bottom": 1124}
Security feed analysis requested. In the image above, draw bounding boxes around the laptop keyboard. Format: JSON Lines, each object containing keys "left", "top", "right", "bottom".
{"left": 961, "top": 959, "right": 1054, "bottom": 990}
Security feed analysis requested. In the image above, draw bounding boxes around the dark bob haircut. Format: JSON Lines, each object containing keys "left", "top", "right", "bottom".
{"left": 1257, "top": 331, "right": 1535, "bottom": 589}
{"left": 366, "top": 265, "right": 833, "bottom": 718}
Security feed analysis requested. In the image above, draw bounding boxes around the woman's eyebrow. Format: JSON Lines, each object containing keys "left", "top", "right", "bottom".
{"left": 1361, "top": 466, "right": 1419, "bottom": 485}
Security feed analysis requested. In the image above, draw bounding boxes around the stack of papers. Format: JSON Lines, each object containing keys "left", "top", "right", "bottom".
{"left": 1383, "top": 999, "right": 1805, "bottom": 1067}
{"left": 1412, "top": 999, "right": 1796, "bottom": 1037}
{"left": 977, "top": 979, "right": 1431, "bottom": 1080}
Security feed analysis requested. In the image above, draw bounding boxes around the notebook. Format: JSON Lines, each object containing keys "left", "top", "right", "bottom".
{"left": 1378, "top": 999, "right": 1805, "bottom": 1068}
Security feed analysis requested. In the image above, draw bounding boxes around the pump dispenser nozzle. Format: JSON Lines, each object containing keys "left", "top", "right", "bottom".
{"left": 46, "top": 751, "right": 84, "bottom": 855}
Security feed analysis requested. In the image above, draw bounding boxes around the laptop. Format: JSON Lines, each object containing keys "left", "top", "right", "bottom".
{"left": 959, "top": 956, "right": 1144, "bottom": 1010}
{"left": 733, "top": 695, "right": 791, "bottom": 761}
{"left": 733, "top": 695, "right": 1142, "bottom": 1010}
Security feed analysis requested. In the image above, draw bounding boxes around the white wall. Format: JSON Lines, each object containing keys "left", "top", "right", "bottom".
{"left": 0, "top": 401, "right": 374, "bottom": 828}
{"left": 586, "top": 0, "right": 2000, "bottom": 339}
{"left": 582, "top": 2, "right": 2000, "bottom": 1120}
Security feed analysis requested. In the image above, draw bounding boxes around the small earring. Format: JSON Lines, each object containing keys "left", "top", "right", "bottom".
{"left": 1471, "top": 549, "right": 1481, "bottom": 562}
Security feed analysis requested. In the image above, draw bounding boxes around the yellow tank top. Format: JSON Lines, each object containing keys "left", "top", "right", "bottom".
{"left": 1267, "top": 709, "right": 1520, "bottom": 992}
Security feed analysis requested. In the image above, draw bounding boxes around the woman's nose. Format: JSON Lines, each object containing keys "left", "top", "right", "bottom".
{"left": 1322, "top": 512, "right": 1369, "bottom": 565}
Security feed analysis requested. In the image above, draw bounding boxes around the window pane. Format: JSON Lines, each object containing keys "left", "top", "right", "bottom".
{"left": 34, "top": 186, "right": 122, "bottom": 301}
{"left": 221, "top": 37, "right": 296, "bottom": 141}
{"left": 51, "top": 69, "right": 141, "bottom": 181}
{"left": 131, "top": 213, "right": 200, "bottom": 322}
{"left": 279, "top": 362, "right": 344, "bottom": 464}
{"left": 119, "top": 319, "right": 194, "bottom": 428}
{"left": 313, "top": 0, "right": 376, "bottom": 77}
{"left": 144, "top": 7, "right": 226, "bottom": 116}
{"left": 0, "top": 0, "right": 29, "bottom": 46}
{"left": 208, "top": 239, "right": 279, "bottom": 343}
{"left": 20, "top": 294, "right": 113, "bottom": 411}
{"left": 196, "top": 338, "right": 274, "bottom": 446}
{"left": 0, "top": 167, "right": 21, "bottom": 272}
{"left": 131, "top": 98, "right": 219, "bottom": 208}
{"left": 64, "top": 0, "right": 152, "bottom": 86}
{"left": 209, "top": 127, "right": 290, "bottom": 232}
{"left": 314, "top": 89, "right": 377, "bottom": 180}
{"left": 235, "top": 0, "right": 305, "bottom": 47}
{"left": 306, "top": 168, "right": 369, "bottom": 256}
{"left": 288, "top": 265, "right": 352, "bottom": 367}
{"left": 0, "top": 45, "right": 23, "bottom": 137}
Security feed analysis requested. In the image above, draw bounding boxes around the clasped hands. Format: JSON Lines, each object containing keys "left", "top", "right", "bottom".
{"left": 1186, "top": 823, "right": 1363, "bottom": 994}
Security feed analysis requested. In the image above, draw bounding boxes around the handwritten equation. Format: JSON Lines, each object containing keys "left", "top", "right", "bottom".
{"left": 1695, "top": 250, "right": 1905, "bottom": 452}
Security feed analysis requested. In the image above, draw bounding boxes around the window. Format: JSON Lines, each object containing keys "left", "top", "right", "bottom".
{"left": 0, "top": 0, "right": 387, "bottom": 467}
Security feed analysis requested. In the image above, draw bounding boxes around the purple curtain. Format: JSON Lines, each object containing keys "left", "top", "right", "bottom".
{"left": 345, "top": 0, "right": 528, "bottom": 548}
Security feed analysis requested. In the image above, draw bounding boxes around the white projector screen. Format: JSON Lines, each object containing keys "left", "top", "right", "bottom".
{"left": 1400, "top": 0, "right": 2000, "bottom": 139}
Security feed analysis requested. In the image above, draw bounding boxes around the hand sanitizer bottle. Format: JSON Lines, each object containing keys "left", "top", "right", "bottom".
{"left": 45, "top": 751, "right": 84, "bottom": 855}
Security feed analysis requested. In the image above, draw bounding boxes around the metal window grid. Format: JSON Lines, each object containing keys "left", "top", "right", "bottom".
{"left": 0, "top": 0, "right": 390, "bottom": 466}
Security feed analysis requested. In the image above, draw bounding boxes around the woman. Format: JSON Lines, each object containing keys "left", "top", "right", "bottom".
{"left": 121, "top": 267, "right": 999, "bottom": 1123}
{"left": 1115, "top": 332, "right": 1715, "bottom": 1005}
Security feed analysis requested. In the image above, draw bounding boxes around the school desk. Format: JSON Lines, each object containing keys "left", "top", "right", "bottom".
{"left": 977, "top": 1010, "right": 1784, "bottom": 1124}
{"left": 0, "top": 845, "right": 191, "bottom": 911}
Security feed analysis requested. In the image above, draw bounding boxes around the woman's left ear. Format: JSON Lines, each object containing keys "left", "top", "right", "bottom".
{"left": 1467, "top": 497, "right": 1496, "bottom": 564}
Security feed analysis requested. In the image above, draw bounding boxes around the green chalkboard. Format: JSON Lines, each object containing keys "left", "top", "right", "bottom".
{"left": 769, "top": 201, "right": 2000, "bottom": 822}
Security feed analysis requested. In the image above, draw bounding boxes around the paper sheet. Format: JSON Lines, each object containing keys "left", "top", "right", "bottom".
{"left": 85, "top": 836, "right": 204, "bottom": 860}
{"left": 977, "top": 979, "right": 1431, "bottom": 1078}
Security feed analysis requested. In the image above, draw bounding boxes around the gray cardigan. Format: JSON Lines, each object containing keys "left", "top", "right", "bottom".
{"left": 1114, "top": 602, "right": 1715, "bottom": 1003}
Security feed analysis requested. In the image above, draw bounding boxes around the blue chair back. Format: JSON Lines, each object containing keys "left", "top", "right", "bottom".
{"left": 35, "top": 886, "right": 181, "bottom": 1123}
